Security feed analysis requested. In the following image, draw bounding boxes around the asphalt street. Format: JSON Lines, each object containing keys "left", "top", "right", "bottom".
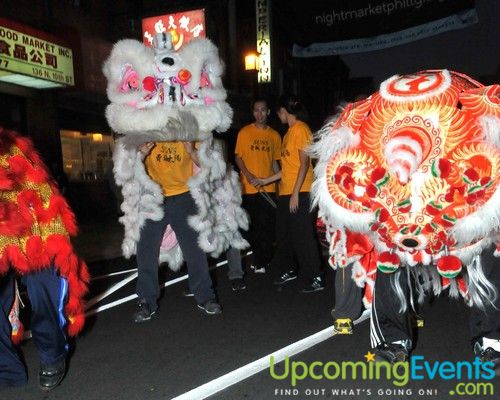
{"left": 1, "top": 253, "right": 498, "bottom": 400}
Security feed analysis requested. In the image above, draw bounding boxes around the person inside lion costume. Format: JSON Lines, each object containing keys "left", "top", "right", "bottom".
{"left": 102, "top": 32, "right": 248, "bottom": 319}
{"left": 311, "top": 70, "right": 499, "bottom": 368}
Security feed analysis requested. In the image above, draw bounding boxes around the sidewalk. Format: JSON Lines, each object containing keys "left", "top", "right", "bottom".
{"left": 71, "top": 218, "right": 124, "bottom": 263}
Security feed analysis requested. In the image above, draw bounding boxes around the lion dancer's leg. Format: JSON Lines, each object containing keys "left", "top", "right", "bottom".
{"left": 331, "top": 264, "right": 363, "bottom": 334}
{"left": 0, "top": 272, "right": 26, "bottom": 387}
{"left": 470, "top": 246, "right": 500, "bottom": 370}
{"left": 22, "top": 267, "right": 69, "bottom": 390}
{"left": 370, "top": 268, "right": 413, "bottom": 363}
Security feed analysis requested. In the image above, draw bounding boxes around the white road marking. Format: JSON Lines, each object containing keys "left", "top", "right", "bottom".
{"left": 170, "top": 309, "right": 371, "bottom": 400}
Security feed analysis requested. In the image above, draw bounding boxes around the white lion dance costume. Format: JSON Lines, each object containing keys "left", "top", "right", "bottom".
{"left": 102, "top": 33, "right": 248, "bottom": 270}
{"left": 312, "top": 70, "right": 500, "bottom": 363}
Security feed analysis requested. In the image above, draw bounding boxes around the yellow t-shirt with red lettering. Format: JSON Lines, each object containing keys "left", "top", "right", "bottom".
{"left": 235, "top": 124, "right": 281, "bottom": 194}
{"left": 279, "top": 121, "right": 314, "bottom": 195}
{"left": 144, "top": 141, "right": 194, "bottom": 197}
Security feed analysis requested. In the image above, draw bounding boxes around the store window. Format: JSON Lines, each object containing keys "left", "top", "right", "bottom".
{"left": 60, "top": 130, "right": 114, "bottom": 181}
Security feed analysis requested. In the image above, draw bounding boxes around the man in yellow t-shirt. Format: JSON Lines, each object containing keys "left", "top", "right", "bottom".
{"left": 235, "top": 98, "right": 281, "bottom": 273}
{"left": 133, "top": 141, "right": 221, "bottom": 322}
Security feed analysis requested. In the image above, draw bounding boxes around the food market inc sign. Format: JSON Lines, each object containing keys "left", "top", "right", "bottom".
{"left": 0, "top": 18, "right": 74, "bottom": 86}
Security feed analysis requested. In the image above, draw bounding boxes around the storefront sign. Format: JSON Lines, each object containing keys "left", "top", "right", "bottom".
{"left": 0, "top": 18, "right": 74, "bottom": 86}
{"left": 256, "top": 0, "right": 272, "bottom": 83}
{"left": 142, "top": 9, "right": 206, "bottom": 50}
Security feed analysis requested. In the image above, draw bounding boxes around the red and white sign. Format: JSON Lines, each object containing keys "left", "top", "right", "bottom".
{"left": 142, "top": 9, "right": 206, "bottom": 50}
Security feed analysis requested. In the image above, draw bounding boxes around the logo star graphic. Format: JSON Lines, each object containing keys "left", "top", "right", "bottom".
{"left": 364, "top": 351, "right": 376, "bottom": 362}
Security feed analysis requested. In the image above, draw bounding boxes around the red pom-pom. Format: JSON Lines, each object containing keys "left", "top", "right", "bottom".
{"left": 437, "top": 255, "right": 462, "bottom": 278}
{"left": 142, "top": 76, "right": 156, "bottom": 92}
{"left": 377, "top": 251, "right": 400, "bottom": 273}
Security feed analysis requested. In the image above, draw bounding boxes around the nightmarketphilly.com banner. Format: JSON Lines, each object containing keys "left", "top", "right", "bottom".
{"left": 288, "top": 0, "right": 477, "bottom": 56}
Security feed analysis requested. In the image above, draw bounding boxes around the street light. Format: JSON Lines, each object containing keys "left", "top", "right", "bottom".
{"left": 244, "top": 52, "right": 260, "bottom": 71}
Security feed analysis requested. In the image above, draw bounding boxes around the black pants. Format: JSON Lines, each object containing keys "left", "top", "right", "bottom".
{"left": 136, "top": 192, "right": 215, "bottom": 306}
{"left": 469, "top": 247, "right": 500, "bottom": 345}
{"left": 1, "top": 268, "right": 68, "bottom": 386}
{"left": 331, "top": 264, "right": 363, "bottom": 321}
{"left": 271, "top": 193, "right": 322, "bottom": 284}
{"left": 242, "top": 193, "right": 276, "bottom": 268}
{"left": 226, "top": 247, "right": 244, "bottom": 280}
{"left": 370, "top": 246, "right": 500, "bottom": 349}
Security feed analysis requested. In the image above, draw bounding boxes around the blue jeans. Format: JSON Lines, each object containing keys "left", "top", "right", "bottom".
{"left": 0, "top": 268, "right": 68, "bottom": 387}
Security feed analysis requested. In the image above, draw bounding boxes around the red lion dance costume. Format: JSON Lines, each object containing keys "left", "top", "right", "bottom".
{"left": 0, "top": 127, "right": 89, "bottom": 389}
{"left": 311, "top": 70, "right": 500, "bottom": 365}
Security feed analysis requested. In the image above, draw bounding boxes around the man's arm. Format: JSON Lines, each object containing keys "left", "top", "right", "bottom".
{"left": 272, "top": 160, "right": 280, "bottom": 174}
{"left": 255, "top": 160, "right": 282, "bottom": 187}
{"left": 289, "top": 150, "right": 309, "bottom": 212}
{"left": 183, "top": 141, "right": 200, "bottom": 166}
{"left": 138, "top": 142, "right": 155, "bottom": 156}
{"left": 235, "top": 155, "right": 256, "bottom": 184}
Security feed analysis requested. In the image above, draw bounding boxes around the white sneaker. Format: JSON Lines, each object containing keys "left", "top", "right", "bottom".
{"left": 253, "top": 266, "right": 266, "bottom": 274}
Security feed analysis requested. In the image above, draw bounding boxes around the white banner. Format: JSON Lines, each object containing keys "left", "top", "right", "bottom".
{"left": 293, "top": 9, "right": 478, "bottom": 57}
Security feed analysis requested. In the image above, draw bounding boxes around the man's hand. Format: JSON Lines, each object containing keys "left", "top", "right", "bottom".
{"left": 247, "top": 173, "right": 258, "bottom": 186}
{"left": 182, "top": 141, "right": 196, "bottom": 155}
{"left": 289, "top": 192, "right": 299, "bottom": 213}
{"left": 138, "top": 142, "right": 155, "bottom": 155}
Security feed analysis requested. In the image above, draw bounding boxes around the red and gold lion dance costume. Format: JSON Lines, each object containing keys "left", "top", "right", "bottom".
{"left": 312, "top": 70, "right": 499, "bottom": 309}
{"left": 0, "top": 127, "right": 89, "bottom": 342}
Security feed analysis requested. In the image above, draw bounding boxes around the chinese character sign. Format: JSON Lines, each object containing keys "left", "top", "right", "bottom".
{"left": 0, "top": 20, "right": 74, "bottom": 86}
{"left": 142, "top": 9, "right": 206, "bottom": 50}
{"left": 256, "top": 0, "right": 271, "bottom": 83}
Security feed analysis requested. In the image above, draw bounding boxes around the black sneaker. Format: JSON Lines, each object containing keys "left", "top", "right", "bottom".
{"left": 197, "top": 299, "right": 222, "bottom": 315}
{"left": 302, "top": 276, "right": 325, "bottom": 293}
{"left": 231, "top": 278, "right": 247, "bottom": 291}
{"left": 132, "top": 298, "right": 158, "bottom": 323}
{"left": 474, "top": 340, "right": 500, "bottom": 376}
{"left": 374, "top": 342, "right": 409, "bottom": 364}
{"left": 274, "top": 270, "right": 298, "bottom": 285}
{"left": 39, "top": 359, "right": 66, "bottom": 391}
{"left": 182, "top": 287, "right": 194, "bottom": 297}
